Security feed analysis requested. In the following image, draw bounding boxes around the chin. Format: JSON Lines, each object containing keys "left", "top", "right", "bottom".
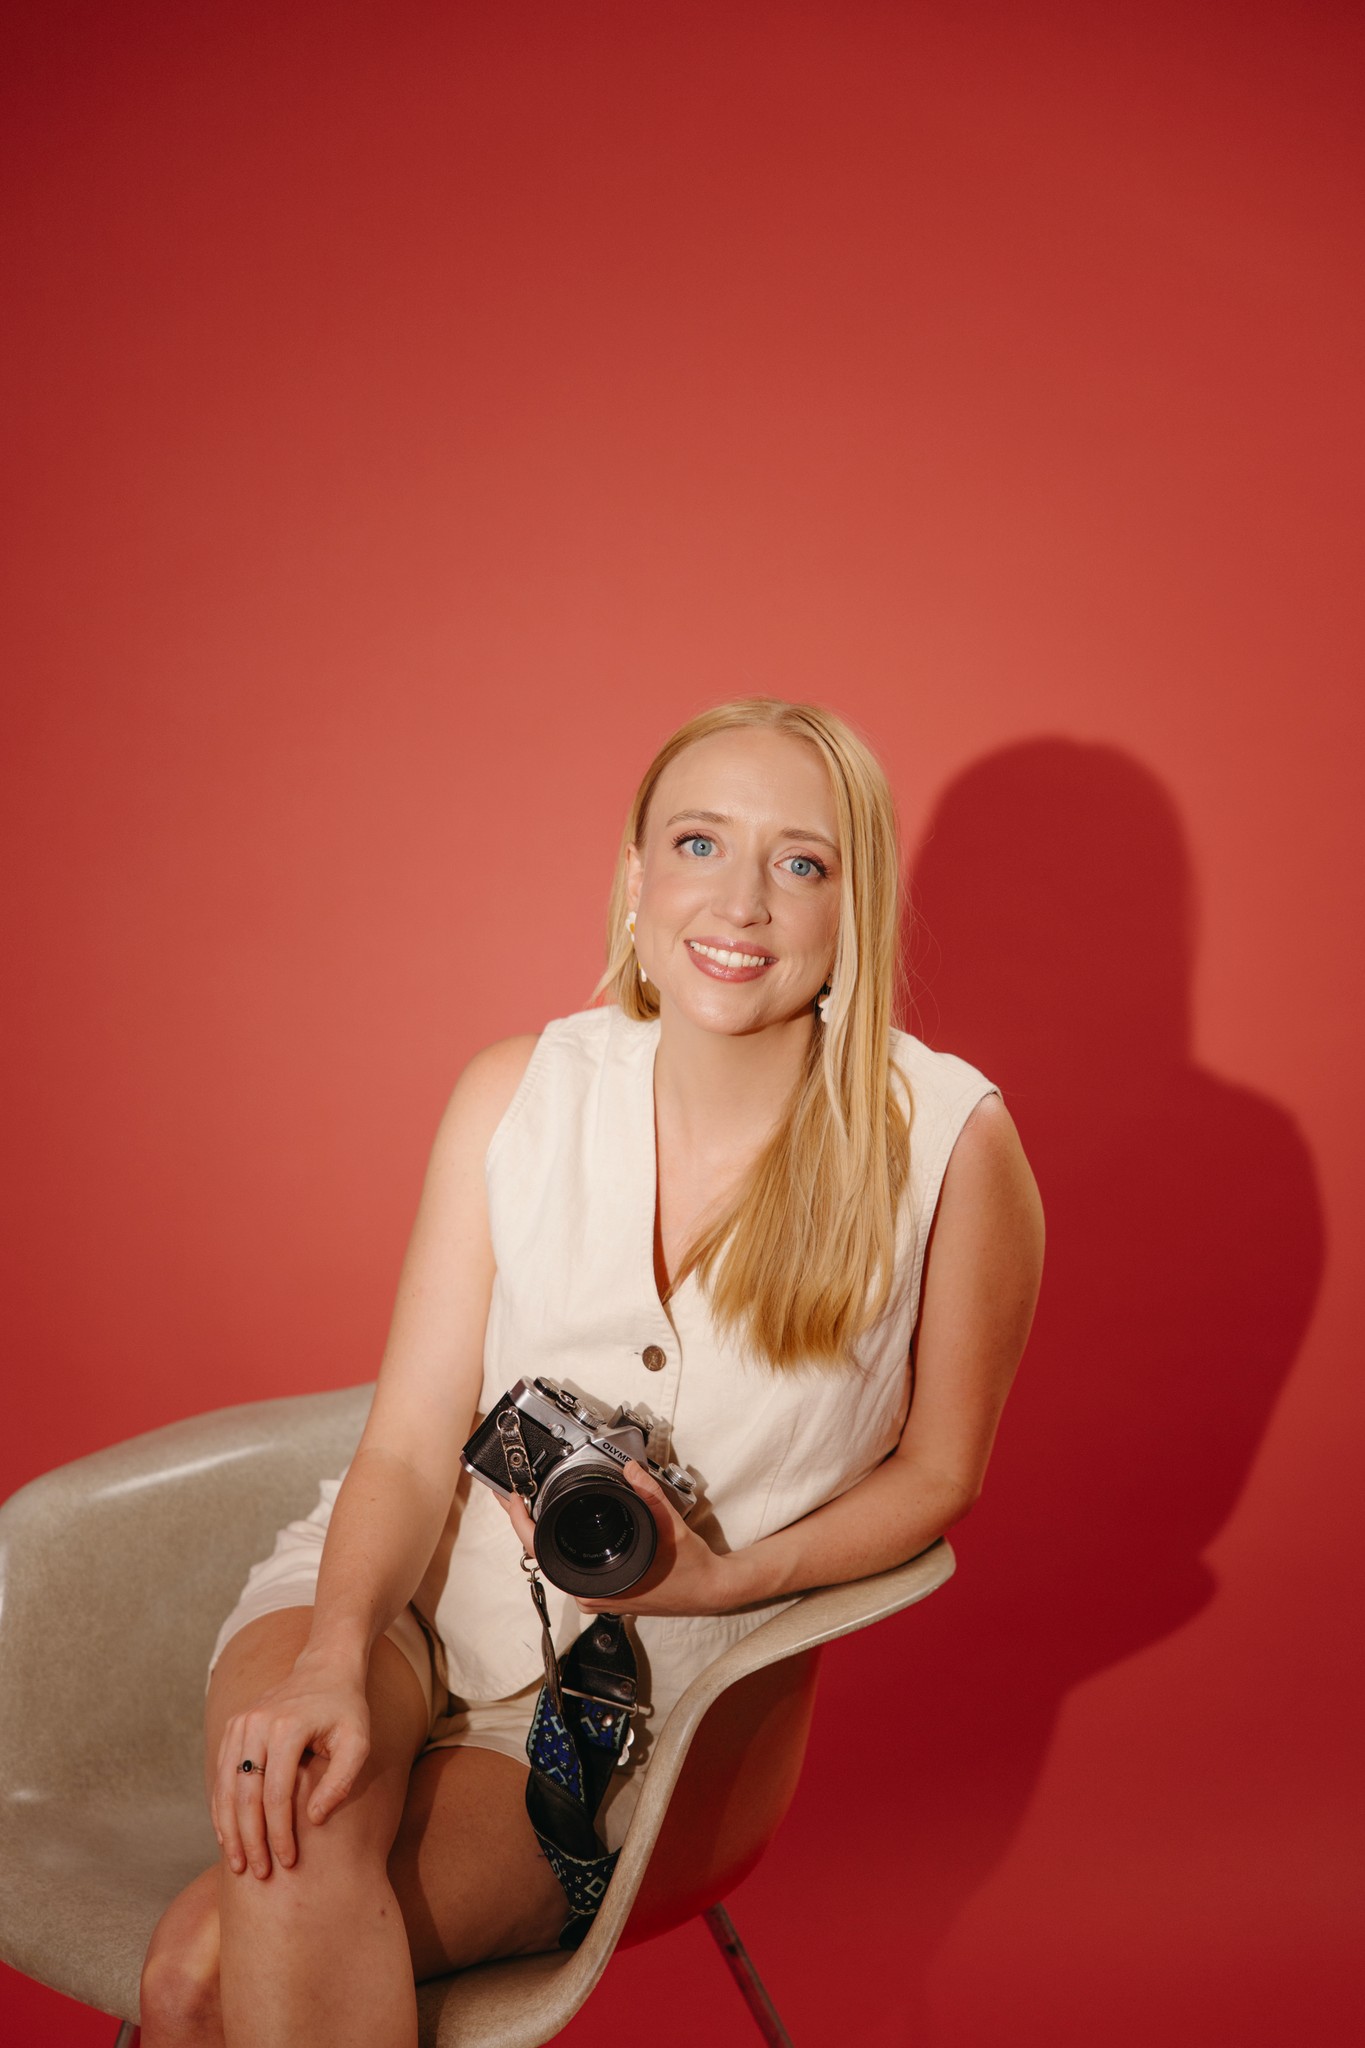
{"left": 674, "top": 990, "right": 801, "bottom": 1036}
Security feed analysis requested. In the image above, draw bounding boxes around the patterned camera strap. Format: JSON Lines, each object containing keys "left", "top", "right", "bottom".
{"left": 522, "top": 1567, "right": 639, "bottom": 1951}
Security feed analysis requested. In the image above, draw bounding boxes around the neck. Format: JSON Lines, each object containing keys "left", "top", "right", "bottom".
{"left": 651, "top": 1002, "right": 817, "bottom": 1160}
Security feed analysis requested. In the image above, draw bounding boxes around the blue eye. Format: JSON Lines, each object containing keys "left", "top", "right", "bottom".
{"left": 783, "top": 854, "right": 828, "bottom": 879}
{"left": 675, "top": 834, "right": 716, "bottom": 857}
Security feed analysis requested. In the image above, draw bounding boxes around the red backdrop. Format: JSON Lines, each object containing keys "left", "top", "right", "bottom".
{"left": 3, "top": 4, "right": 1361, "bottom": 2043}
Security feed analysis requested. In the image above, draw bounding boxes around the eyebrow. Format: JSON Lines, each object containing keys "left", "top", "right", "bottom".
{"left": 663, "top": 808, "right": 840, "bottom": 852}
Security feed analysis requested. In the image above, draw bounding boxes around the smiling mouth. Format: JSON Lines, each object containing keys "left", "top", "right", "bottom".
{"left": 686, "top": 940, "right": 776, "bottom": 969}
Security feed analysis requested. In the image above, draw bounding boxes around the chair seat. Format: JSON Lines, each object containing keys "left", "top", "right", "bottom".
{"left": 414, "top": 1948, "right": 588, "bottom": 2048}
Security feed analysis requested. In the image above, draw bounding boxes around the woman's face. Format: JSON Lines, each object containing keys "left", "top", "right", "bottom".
{"left": 625, "top": 726, "right": 842, "bottom": 1035}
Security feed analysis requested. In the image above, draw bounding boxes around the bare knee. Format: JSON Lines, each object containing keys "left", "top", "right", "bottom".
{"left": 222, "top": 1753, "right": 393, "bottom": 1910}
{"left": 140, "top": 1877, "right": 221, "bottom": 2047}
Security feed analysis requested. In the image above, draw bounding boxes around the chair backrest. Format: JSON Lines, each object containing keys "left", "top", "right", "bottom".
{"left": 0, "top": 1386, "right": 373, "bottom": 1807}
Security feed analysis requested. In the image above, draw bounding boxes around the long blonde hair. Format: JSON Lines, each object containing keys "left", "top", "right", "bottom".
{"left": 592, "top": 697, "right": 912, "bottom": 1370}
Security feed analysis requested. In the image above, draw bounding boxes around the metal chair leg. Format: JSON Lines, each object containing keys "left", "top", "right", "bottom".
{"left": 703, "top": 1903, "right": 794, "bottom": 2045}
{"left": 112, "top": 2025, "right": 139, "bottom": 2046}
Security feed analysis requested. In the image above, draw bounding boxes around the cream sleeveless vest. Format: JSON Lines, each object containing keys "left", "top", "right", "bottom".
{"left": 422, "top": 1003, "right": 998, "bottom": 1712}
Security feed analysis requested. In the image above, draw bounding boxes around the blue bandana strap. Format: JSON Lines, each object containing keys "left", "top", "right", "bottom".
{"left": 522, "top": 1574, "right": 638, "bottom": 1952}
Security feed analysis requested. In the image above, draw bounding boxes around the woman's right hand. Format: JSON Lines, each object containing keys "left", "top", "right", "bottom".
{"left": 211, "top": 1648, "right": 371, "bottom": 1879}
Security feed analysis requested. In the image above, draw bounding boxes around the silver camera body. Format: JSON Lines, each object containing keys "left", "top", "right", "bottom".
{"left": 460, "top": 1375, "right": 697, "bottom": 1598}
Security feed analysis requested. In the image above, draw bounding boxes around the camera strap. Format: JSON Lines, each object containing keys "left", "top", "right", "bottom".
{"left": 520, "top": 1562, "right": 639, "bottom": 1951}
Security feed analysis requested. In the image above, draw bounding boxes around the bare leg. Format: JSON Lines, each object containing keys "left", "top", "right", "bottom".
{"left": 141, "top": 1608, "right": 426, "bottom": 2048}
{"left": 218, "top": 1609, "right": 427, "bottom": 2048}
{"left": 141, "top": 1627, "right": 574, "bottom": 2045}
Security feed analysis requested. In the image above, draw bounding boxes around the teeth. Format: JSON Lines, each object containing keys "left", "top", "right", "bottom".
{"left": 688, "top": 941, "right": 772, "bottom": 968}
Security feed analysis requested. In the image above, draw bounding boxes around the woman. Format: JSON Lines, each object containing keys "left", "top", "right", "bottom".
{"left": 139, "top": 696, "right": 1044, "bottom": 2048}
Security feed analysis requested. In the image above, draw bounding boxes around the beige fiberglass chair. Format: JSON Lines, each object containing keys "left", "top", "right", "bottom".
{"left": 0, "top": 1389, "right": 955, "bottom": 2047}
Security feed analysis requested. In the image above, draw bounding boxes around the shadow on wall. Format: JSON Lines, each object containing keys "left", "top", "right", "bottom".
{"left": 798, "top": 737, "right": 1325, "bottom": 2036}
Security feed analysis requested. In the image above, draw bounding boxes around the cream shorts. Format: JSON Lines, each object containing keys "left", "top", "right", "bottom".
{"left": 208, "top": 1503, "right": 644, "bottom": 1850}
{"left": 210, "top": 1569, "right": 538, "bottom": 1763}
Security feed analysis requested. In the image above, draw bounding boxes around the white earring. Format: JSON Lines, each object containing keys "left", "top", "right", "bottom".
{"left": 816, "top": 980, "right": 835, "bottom": 1021}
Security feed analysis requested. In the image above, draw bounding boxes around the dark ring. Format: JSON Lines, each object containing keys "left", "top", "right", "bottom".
{"left": 238, "top": 1759, "right": 262, "bottom": 1774}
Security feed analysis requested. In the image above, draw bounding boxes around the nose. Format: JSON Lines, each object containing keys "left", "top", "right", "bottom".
{"left": 713, "top": 853, "right": 773, "bottom": 927}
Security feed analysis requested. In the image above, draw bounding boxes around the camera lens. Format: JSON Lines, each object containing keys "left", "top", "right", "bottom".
{"left": 554, "top": 1492, "right": 634, "bottom": 1569}
{"left": 533, "top": 1467, "right": 657, "bottom": 1598}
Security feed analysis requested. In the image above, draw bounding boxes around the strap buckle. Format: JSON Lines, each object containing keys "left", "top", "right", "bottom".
{"left": 559, "top": 1682, "right": 647, "bottom": 1718}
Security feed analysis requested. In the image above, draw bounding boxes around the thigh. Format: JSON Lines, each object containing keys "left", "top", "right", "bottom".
{"left": 388, "top": 1745, "right": 568, "bottom": 1979}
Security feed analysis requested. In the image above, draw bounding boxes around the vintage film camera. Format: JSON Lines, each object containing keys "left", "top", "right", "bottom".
{"left": 461, "top": 1376, "right": 697, "bottom": 1598}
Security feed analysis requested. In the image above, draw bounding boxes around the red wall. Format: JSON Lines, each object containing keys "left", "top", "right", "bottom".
{"left": 3, "top": 4, "right": 1361, "bottom": 2042}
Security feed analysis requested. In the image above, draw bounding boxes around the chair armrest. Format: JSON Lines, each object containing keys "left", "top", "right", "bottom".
{"left": 574, "top": 1541, "right": 956, "bottom": 1974}
{"left": 417, "top": 1541, "right": 958, "bottom": 2047}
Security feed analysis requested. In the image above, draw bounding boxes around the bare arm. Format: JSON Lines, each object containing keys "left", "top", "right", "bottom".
{"left": 303, "top": 1034, "right": 538, "bottom": 1678}
{"left": 564, "top": 1093, "right": 1044, "bottom": 1617}
{"left": 212, "top": 1033, "right": 536, "bottom": 1873}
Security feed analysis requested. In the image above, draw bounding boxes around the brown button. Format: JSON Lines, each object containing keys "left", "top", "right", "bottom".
{"left": 642, "top": 1345, "right": 667, "bottom": 1372}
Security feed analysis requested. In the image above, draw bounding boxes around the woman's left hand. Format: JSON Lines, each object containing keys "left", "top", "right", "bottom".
{"left": 500, "top": 1460, "right": 735, "bottom": 1617}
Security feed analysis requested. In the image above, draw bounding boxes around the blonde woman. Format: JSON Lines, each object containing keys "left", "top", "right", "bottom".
{"left": 139, "top": 697, "right": 1044, "bottom": 2048}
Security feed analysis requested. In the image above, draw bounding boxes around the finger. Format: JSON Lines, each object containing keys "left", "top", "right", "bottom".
{"left": 233, "top": 1730, "right": 273, "bottom": 1879}
{"left": 622, "top": 1458, "right": 669, "bottom": 1507}
{"left": 214, "top": 1721, "right": 249, "bottom": 1875}
{"left": 262, "top": 1726, "right": 309, "bottom": 1870}
{"left": 307, "top": 1727, "right": 370, "bottom": 1827}
{"left": 505, "top": 1493, "right": 536, "bottom": 1549}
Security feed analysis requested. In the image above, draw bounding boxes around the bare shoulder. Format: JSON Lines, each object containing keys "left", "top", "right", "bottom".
{"left": 433, "top": 1032, "right": 541, "bottom": 1159}
{"left": 458, "top": 1032, "right": 541, "bottom": 1108}
{"left": 950, "top": 1093, "right": 1041, "bottom": 1203}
